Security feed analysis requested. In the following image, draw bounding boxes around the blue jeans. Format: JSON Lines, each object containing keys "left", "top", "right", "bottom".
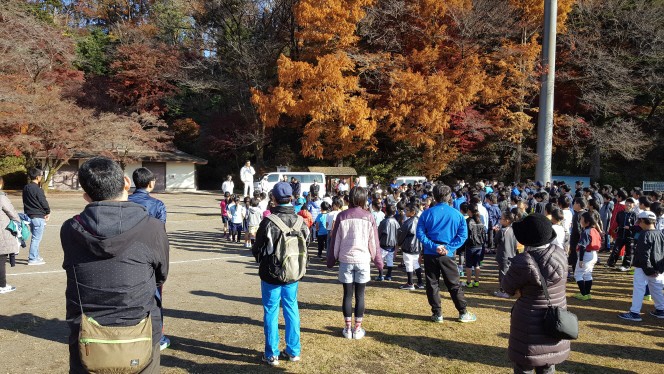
{"left": 28, "top": 218, "right": 46, "bottom": 261}
{"left": 261, "top": 281, "right": 300, "bottom": 358}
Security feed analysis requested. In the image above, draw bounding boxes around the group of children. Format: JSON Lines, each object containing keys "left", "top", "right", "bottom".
{"left": 222, "top": 177, "right": 664, "bottom": 322}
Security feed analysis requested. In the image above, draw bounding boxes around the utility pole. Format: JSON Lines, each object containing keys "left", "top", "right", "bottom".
{"left": 535, "top": 0, "right": 557, "bottom": 184}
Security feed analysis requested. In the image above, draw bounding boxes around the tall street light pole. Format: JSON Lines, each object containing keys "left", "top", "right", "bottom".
{"left": 535, "top": 0, "right": 557, "bottom": 183}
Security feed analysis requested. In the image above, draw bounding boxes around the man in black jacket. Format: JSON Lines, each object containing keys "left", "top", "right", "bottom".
{"left": 61, "top": 157, "right": 169, "bottom": 373}
{"left": 252, "top": 181, "right": 309, "bottom": 367}
{"left": 22, "top": 168, "right": 50, "bottom": 265}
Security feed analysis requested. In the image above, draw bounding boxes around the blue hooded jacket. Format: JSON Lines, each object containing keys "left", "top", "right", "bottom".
{"left": 416, "top": 202, "right": 468, "bottom": 256}
{"left": 128, "top": 189, "right": 167, "bottom": 223}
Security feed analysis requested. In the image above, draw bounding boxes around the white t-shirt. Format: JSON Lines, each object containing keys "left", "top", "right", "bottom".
{"left": 327, "top": 210, "right": 340, "bottom": 231}
{"left": 259, "top": 198, "right": 269, "bottom": 212}
{"left": 240, "top": 166, "right": 255, "bottom": 183}
{"left": 563, "top": 210, "right": 573, "bottom": 233}
{"left": 338, "top": 182, "right": 349, "bottom": 192}
{"left": 551, "top": 224, "right": 566, "bottom": 249}
{"left": 222, "top": 181, "right": 234, "bottom": 194}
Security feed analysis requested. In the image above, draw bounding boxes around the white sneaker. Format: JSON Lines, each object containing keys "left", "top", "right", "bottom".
{"left": 27, "top": 259, "right": 45, "bottom": 266}
{"left": 618, "top": 266, "right": 630, "bottom": 272}
{"left": 494, "top": 291, "right": 510, "bottom": 299}
{"left": 460, "top": 281, "right": 468, "bottom": 287}
{"left": 342, "top": 327, "right": 353, "bottom": 339}
{"left": 352, "top": 327, "right": 366, "bottom": 340}
{"left": 0, "top": 285, "right": 16, "bottom": 294}
{"left": 262, "top": 355, "right": 279, "bottom": 366}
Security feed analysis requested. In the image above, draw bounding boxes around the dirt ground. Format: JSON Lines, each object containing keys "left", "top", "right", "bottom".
{"left": 0, "top": 192, "right": 663, "bottom": 373}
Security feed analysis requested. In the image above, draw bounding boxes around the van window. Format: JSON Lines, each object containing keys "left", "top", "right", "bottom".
{"left": 267, "top": 174, "right": 279, "bottom": 182}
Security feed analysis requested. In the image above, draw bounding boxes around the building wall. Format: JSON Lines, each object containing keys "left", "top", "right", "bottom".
{"left": 165, "top": 162, "right": 197, "bottom": 190}
{"left": 49, "top": 161, "right": 198, "bottom": 191}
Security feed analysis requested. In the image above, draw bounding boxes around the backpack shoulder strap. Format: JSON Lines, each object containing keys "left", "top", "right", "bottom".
{"left": 292, "top": 216, "right": 304, "bottom": 232}
{"left": 266, "top": 214, "right": 293, "bottom": 233}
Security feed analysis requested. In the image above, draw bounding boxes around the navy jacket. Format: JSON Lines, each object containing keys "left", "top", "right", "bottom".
{"left": 128, "top": 189, "right": 167, "bottom": 223}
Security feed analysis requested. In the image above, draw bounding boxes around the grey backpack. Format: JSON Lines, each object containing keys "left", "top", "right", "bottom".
{"left": 266, "top": 215, "right": 308, "bottom": 283}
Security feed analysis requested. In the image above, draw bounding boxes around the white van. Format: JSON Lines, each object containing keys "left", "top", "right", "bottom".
{"left": 258, "top": 172, "right": 326, "bottom": 198}
{"left": 395, "top": 176, "right": 427, "bottom": 186}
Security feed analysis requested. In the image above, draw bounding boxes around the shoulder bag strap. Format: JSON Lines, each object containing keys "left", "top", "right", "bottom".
{"left": 529, "top": 252, "right": 553, "bottom": 307}
{"left": 72, "top": 266, "right": 85, "bottom": 317}
{"left": 292, "top": 216, "right": 304, "bottom": 232}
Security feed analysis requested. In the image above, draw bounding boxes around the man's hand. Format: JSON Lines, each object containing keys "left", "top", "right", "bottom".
{"left": 579, "top": 261, "right": 584, "bottom": 269}
{"left": 436, "top": 245, "right": 447, "bottom": 256}
{"left": 44, "top": 214, "right": 50, "bottom": 222}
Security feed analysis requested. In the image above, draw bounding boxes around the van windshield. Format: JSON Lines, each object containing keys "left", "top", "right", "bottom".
{"left": 266, "top": 174, "right": 279, "bottom": 182}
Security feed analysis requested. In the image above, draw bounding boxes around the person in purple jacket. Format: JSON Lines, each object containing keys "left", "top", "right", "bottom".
{"left": 327, "top": 187, "right": 383, "bottom": 340}
{"left": 416, "top": 184, "right": 477, "bottom": 323}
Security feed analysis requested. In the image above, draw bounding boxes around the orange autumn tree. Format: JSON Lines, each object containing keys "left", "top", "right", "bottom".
{"left": 478, "top": 0, "right": 575, "bottom": 181}
{"left": 364, "top": 0, "right": 486, "bottom": 176}
{"left": 252, "top": 0, "right": 376, "bottom": 162}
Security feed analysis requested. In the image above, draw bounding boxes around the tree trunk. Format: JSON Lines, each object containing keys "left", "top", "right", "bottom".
{"left": 255, "top": 122, "right": 265, "bottom": 171}
{"left": 589, "top": 146, "right": 601, "bottom": 182}
{"left": 513, "top": 141, "right": 523, "bottom": 183}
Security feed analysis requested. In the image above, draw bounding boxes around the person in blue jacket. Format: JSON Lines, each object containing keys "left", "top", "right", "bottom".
{"left": 128, "top": 167, "right": 170, "bottom": 351}
{"left": 128, "top": 168, "right": 166, "bottom": 223}
{"left": 416, "top": 184, "right": 477, "bottom": 323}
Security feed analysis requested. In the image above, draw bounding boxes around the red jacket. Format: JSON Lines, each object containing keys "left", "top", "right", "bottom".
{"left": 609, "top": 202, "right": 625, "bottom": 239}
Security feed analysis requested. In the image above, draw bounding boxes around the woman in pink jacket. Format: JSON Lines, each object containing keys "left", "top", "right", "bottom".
{"left": 327, "top": 187, "right": 383, "bottom": 340}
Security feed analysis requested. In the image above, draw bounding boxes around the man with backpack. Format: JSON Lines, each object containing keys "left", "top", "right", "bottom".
{"left": 252, "top": 181, "right": 309, "bottom": 366}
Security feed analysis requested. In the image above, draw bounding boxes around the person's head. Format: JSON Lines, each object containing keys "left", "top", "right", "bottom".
{"left": 132, "top": 167, "right": 155, "bottom": 190}
{"left": 637, "top": 211, "right": 657, "bottom": 230}
{"left": 468, "top": 204, "right": 481, "bottom": 224}
{"left": 371, "top": 199, "right": 382, "bottom": 212}
{"left": 638, "top": 196, "right": 652, "bottom": 211}
{"left": 652, "top": 202, "right": 663, "bottom": 218}
{"left": 78, "top": 157, "right": 129, "bottom": 202}
{"left": 616, "top": 189, "right": 628, "bottom": 202}
{"left": 224, "top": 191, "right": 230, "bottom": 199}
{"left": 227, "top": 175, "right": 232, "bottom": 181}
{"left": 245, "top": 161, "right": 251, "bottom": 167}
{"left": 512, "top": 213, "right": 556, "bottom": 247}
{"left": 573, "top": 197, "right": 587, "bottom": 211}
{"left": 545, "top": 202, "right": 558, "bottom": 216}
{"left": 580, "top": 211, "right": 596, "bottom": 228}
{"left": 431, "top": 184, "right": 451, "bottom": 204}
{"left": 250, "top": 198, "right": 259, "bottom": 207}
{"left": 233, "top": 196, "right": 240, "bottom": 203}
{"left": 244, "top": 196, "right": 250, "bottom": 205}
{"left": 385, "top": 203, "right": 396, "bottom": 218}
{"left": 588, "top": 199, "right": 600, "bottom": 212}
{"left": 625, "top": 197, "right": 636, "bottom": 211}
{"left": 500, "top": 211, "right": 515, "bottom": 227}
{"left": 320, "top": 201, "right": 331, "bottom": 212}
{"left": 27, "top": 167, "right": 42, "bottom": 182}
{"left": 551, "top": 208, "right": 565, "bottom": 224}
{"left": 405, "top": 203, "right": 418, "bottom": 217}
{"left": 348, "top": 186, "right": 367, "bottom": 208}
{"left": 332, "top": 196, "right": 343, "bottom": 210}
{"left": 459, "top": 202, "right": 469, "bottom": 215}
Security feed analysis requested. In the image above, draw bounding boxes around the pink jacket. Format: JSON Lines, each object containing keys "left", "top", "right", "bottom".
{"left": 327, "top": 207, "right": 383, "bottom": 270}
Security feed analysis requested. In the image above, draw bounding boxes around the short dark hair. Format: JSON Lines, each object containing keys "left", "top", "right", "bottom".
{"left": 574, "top": 197, "right": 588, "bottom": 209}
{"left": 551, "top": 209, "right": 565, "bottom": 222}
{"left": 581, "top": 211, "right": 596, "bottom": 227}
{"left": 432, "top": 184, "right": 452, "bottom": 203}
{"left": 320, "top": 201, "right": 331, "bottom": 211}
{"left": 349, "top": 187, "right": 367, "bottom": 208}
{"left": 28, "top": 168, "right": 42, "bottom": 180}
{"left": 132, "top": 167, "right": 155, "bottom": 189}
{"left": 78, "top": 157, "right": 125, "bottom": 202}
{"left": 385, "top": 203, "right": 396, "bottom": 217}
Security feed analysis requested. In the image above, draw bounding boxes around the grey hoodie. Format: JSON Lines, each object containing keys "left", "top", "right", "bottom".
{"left": 61, "top": 201, "right": 169, "bottom": 351}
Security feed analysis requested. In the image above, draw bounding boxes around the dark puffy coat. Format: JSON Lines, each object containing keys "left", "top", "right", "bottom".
{"left": 397, "top": 216, "right": 421, "bottom": 254}
{"left": 502, "top": 244, "right": 570, "bottom": 367}
{"left": 633, "top": 229, "right": 664, "bottom": 276}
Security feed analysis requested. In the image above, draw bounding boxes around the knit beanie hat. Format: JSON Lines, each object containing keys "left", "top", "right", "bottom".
{"left": 512, "top": 213, "right": 557, "bottom": 247}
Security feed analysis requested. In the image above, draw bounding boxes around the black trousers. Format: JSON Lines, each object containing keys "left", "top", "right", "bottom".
{"left": 423, "top": 254, "right": 467, "bottom": 316}
{"left": 0, "top": 254, "right": 6, "bottom": 287}
{"left": 514, "top": 363, "right": 555, "bottom": 374}
{"left": 607, "top": 237, "right": 632, "bottom": 267}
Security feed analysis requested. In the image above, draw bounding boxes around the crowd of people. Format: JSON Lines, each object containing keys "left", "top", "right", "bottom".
{"left": 1, "top": 161, "right": 663, "bottom": 373}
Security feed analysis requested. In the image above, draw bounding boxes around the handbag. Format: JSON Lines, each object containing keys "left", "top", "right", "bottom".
{"left": 73, "top": 266, "right": 153, "bottom": 373}
{"left": 533, "top": 262, "right": 579, "bottom": 340}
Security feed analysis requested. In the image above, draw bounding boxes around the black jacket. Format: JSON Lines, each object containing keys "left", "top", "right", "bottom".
{"left": 22, "top": 182, "right": 50, "bottom": 218}
{"left": 61, "top": 202, "right": 169, "bottom": 351}
{"left": 252, "top": 205, "right": 309, "bottom": 285}
{"left": 465, "top": 218, "right": 486, "bottom": 249}
{"left": 615, "top": 210, "right": 637, "bottom": 239}
{"left": 378, "top": 216, "right": 400, "bottom": 249}
{"left": 397, "top": 216, "right": 421, "bottom": 254}
{"left": 633, "top": 229, "right": 664, "bottom": 276}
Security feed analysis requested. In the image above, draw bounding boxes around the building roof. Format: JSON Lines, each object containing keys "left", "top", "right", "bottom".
{"left": 67, "top": 150, "right": 208, "bottom": 165}
{"left": 308, "top": 166, "right": 357, "bottom": 176}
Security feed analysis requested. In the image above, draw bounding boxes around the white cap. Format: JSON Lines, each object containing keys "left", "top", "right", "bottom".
{"left": 637, "top": 211, "right": 657, "bottom": 220}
